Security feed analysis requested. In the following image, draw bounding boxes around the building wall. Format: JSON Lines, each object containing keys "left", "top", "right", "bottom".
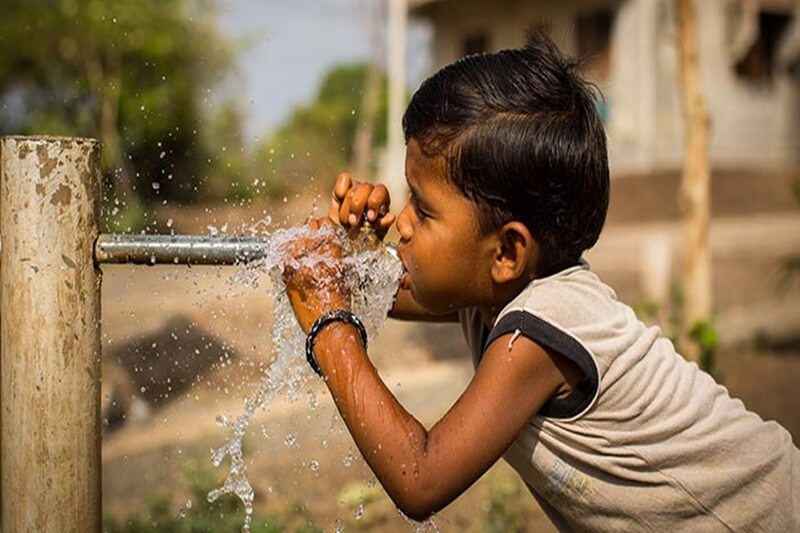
{"left": 410, "top": 0, "right": 800, "bottom": 173}
{"left": 696, "top": 1, "right": 800, "bottom": 168}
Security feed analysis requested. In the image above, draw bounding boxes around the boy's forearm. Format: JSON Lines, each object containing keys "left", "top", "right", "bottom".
{"left": 313, "top": 323, "right": 449, "bottom": 519}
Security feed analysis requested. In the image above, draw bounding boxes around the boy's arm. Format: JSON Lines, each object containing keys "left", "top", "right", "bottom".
{"left": 312, "top": 322, "right": 570, "bottom": 521}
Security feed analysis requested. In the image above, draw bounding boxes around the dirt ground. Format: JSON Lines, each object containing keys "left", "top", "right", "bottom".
{"left": 101, "top": 168, "right": 800, "bottom": 531}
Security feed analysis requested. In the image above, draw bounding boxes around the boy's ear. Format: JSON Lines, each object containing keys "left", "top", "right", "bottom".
{"left": 491, "top": 222, "right": 538, "bottom": 284}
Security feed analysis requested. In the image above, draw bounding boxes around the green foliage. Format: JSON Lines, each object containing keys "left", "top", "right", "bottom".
{"left": 632, "top": 300, "right": 661, "bottom": 323}
{"left": 689, "top": 320, "right": 720, "bottom": 376}
{"left": 255, "top": 63, "right": 389, "bottom": 196}
{"left": 103, "top": 463, "right": 281, "bottom": 533}
{"left": 634, "top": 285, "right": 720, "bottom": 375}
{"left": 779, "top": 254, "right": 800, "bottom": 291}
{"left": 779, "top": 177, "right": 800, "bottom": 293}
{"left": 483, "top": 475, "right": 527, "bottom": 533}
{"left": 201, "top": 101, "right": 253, "bottom": 201}
{"left": 2, "top": 1, "right": 393, "bottom": 220}
{"left": 0, "top": 0, "right": 236, "bottom": 209}
{"left": 334, "top": 480, "right": 385, "bottom": 530}
{"left": 101, "top": 462, "right": 340, "bottom": 533}
{"left": 294, "top": 522, "right": 324, "bottom": 533}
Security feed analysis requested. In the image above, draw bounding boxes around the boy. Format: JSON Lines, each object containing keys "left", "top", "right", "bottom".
{"left": 282, "top": 35, "right": 799, "bottom": 530}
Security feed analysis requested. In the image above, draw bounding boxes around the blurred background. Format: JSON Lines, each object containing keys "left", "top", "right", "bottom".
{"left": 2, "top": 0, "right": 799, "bottom": 531}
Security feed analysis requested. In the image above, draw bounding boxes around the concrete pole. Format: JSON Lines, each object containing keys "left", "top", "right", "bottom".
{"left": 386, "top": 0, "right": 408, "bottom": 206}
{"left": 1, "top": 136, "right": 102, "bottom": 532}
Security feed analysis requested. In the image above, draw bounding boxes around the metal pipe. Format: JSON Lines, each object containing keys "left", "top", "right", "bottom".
{"left": 95, "top": 234, "right": 271, "bottom": 265}
{"left": 95, "top": 233, "right": 399, "bottom": 266}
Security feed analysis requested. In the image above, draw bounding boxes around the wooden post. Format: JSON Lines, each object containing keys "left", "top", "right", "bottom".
{"left": 386, "top": 0, "right": 408, "bottom": 205}
{"left": 675, "top": 0, "right": 712, "bottom": 361}
{"left": 1, "top": 136, "right": 102, "bottom": 532}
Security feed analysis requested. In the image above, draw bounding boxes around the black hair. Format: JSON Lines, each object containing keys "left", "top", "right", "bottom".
{"left": 403, "top": 33, "right": 609, "bottom": 276}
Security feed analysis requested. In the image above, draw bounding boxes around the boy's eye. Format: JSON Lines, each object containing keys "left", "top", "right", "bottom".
{"left": 410, "top": 195, "right": 429, "bottom": 221}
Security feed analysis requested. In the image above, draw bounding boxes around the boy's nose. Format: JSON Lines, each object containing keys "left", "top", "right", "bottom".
{"left": 396, "top": 204, "right": 413, "bottom": 242}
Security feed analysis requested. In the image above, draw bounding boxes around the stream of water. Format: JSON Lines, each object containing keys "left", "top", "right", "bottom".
{"left": 206, "top": 222, "right": 403, "bottom": 532}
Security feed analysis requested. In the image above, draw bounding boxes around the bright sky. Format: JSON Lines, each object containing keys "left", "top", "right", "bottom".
{"left": 217, "top": 0, "right": 431, "bottom": 141}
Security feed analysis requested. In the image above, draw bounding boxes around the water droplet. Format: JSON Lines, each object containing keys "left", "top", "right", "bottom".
{"left": 309, "top": 460, "right": 320, "bottom": 472}
{"left": 177, "top": 499, "right": 192, "bottom": 518}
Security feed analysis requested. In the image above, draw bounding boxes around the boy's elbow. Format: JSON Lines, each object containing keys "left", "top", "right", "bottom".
{"left": 403, "top": 507, "right": 435, "bottom": 523}
{"left": 392, "top": 496, "right": 437, "bottom": 523}
{"left": 386, "top": 482, "right": 447, "bottom": 523}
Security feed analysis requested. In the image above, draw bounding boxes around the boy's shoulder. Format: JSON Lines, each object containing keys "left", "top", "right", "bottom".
{"left": 498, "top": 260, "right": 618, "bottom": 330}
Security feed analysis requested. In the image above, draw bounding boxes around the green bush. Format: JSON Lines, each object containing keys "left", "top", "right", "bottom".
{"left": 103, "top": 464, "right": 287, "bottom": 533}
{"left": 484, "top": 475, "right": 527, "bottom": 533}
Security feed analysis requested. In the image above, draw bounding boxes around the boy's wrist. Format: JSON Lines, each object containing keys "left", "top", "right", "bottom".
{"left": 313, "top": 321, "right": 368, "bottom": 368}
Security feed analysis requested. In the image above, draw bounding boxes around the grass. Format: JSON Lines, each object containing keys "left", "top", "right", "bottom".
{"left": 102, "top": 463, "right": 319, "bottom": 533}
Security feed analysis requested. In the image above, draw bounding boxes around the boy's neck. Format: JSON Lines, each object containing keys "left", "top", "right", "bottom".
{"left": 478, "top": 275, "right": 536, "bottom": 328}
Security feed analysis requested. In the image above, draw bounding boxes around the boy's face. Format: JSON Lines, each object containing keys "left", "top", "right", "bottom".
{"left": 395, "top": 139, "right": 497, "bottom": 315}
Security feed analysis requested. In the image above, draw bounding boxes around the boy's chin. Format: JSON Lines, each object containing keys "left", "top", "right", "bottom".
{"left": 414, "top": 292, "right": 460, "bottom": 316}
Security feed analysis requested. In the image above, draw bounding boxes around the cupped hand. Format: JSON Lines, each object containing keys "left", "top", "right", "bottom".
{"left": 283, "top": 217, "right": 351, "bottom": 333}
{"left": 329, "top": 172, "right": 395, "bottom": 239}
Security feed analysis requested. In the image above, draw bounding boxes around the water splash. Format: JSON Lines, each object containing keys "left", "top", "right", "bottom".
{"left": 208, "top": 222, "right": 402, "bottom": 532}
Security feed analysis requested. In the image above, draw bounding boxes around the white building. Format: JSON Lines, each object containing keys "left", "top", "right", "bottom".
{"left": 408, "top": 0, "right": 800, "bottom": 174}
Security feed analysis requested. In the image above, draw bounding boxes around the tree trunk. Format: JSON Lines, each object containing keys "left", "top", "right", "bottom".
{"left": 675, "top": 0, "right": 712, "bottom": 362}
{"left": 83, "top": 48, "right": 136, "bottom": 202}
{"left": 351, "top": 61, "right": 381, "bottom": 180}
{"left": 351, "top": 0, "right": 385, "bottom": 181}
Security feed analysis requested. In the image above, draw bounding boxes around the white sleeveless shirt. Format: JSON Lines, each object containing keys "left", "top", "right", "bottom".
{"left": 459, "top": 262, "right": 799, "bottom": 531}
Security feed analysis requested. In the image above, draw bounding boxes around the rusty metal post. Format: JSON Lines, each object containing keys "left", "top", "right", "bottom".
{"left": 1, "top": 136, "right": 102, "bottom": 532}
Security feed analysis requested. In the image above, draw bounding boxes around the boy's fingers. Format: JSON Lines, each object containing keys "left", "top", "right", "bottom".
{"left": 329, "top": 173, "right": 353, "bottom": 221}
{"left": 366, "top": 184, "right": 390, "bottom": 222}
{"left": 350, "top": 182, "right": 373, "bottom": 221}
{"left": 333, "top": 173, "right": 352, "bottom": 200}
{"left": 317, "top": 216, "right": 334, "bottom": 228}
{"left": 340, "top": 182, "right": 372, "bottom": 226}
{"left": 339, "top": 189, "right": 354, "bottom": 226}
{"left": 375, "top": 213, "right": 395, "bottom": 238}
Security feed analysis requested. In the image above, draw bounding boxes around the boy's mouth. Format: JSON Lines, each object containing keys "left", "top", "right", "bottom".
{"left": 400, "top": 269, "right": 411, "bottom": 290}
{"left": 389, "top": 242, "right": 411, "bottom": 290}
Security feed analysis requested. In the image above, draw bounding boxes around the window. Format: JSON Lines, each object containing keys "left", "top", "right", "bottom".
{"left": 735, "top": 11, "right": 792, "bottom": 84}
